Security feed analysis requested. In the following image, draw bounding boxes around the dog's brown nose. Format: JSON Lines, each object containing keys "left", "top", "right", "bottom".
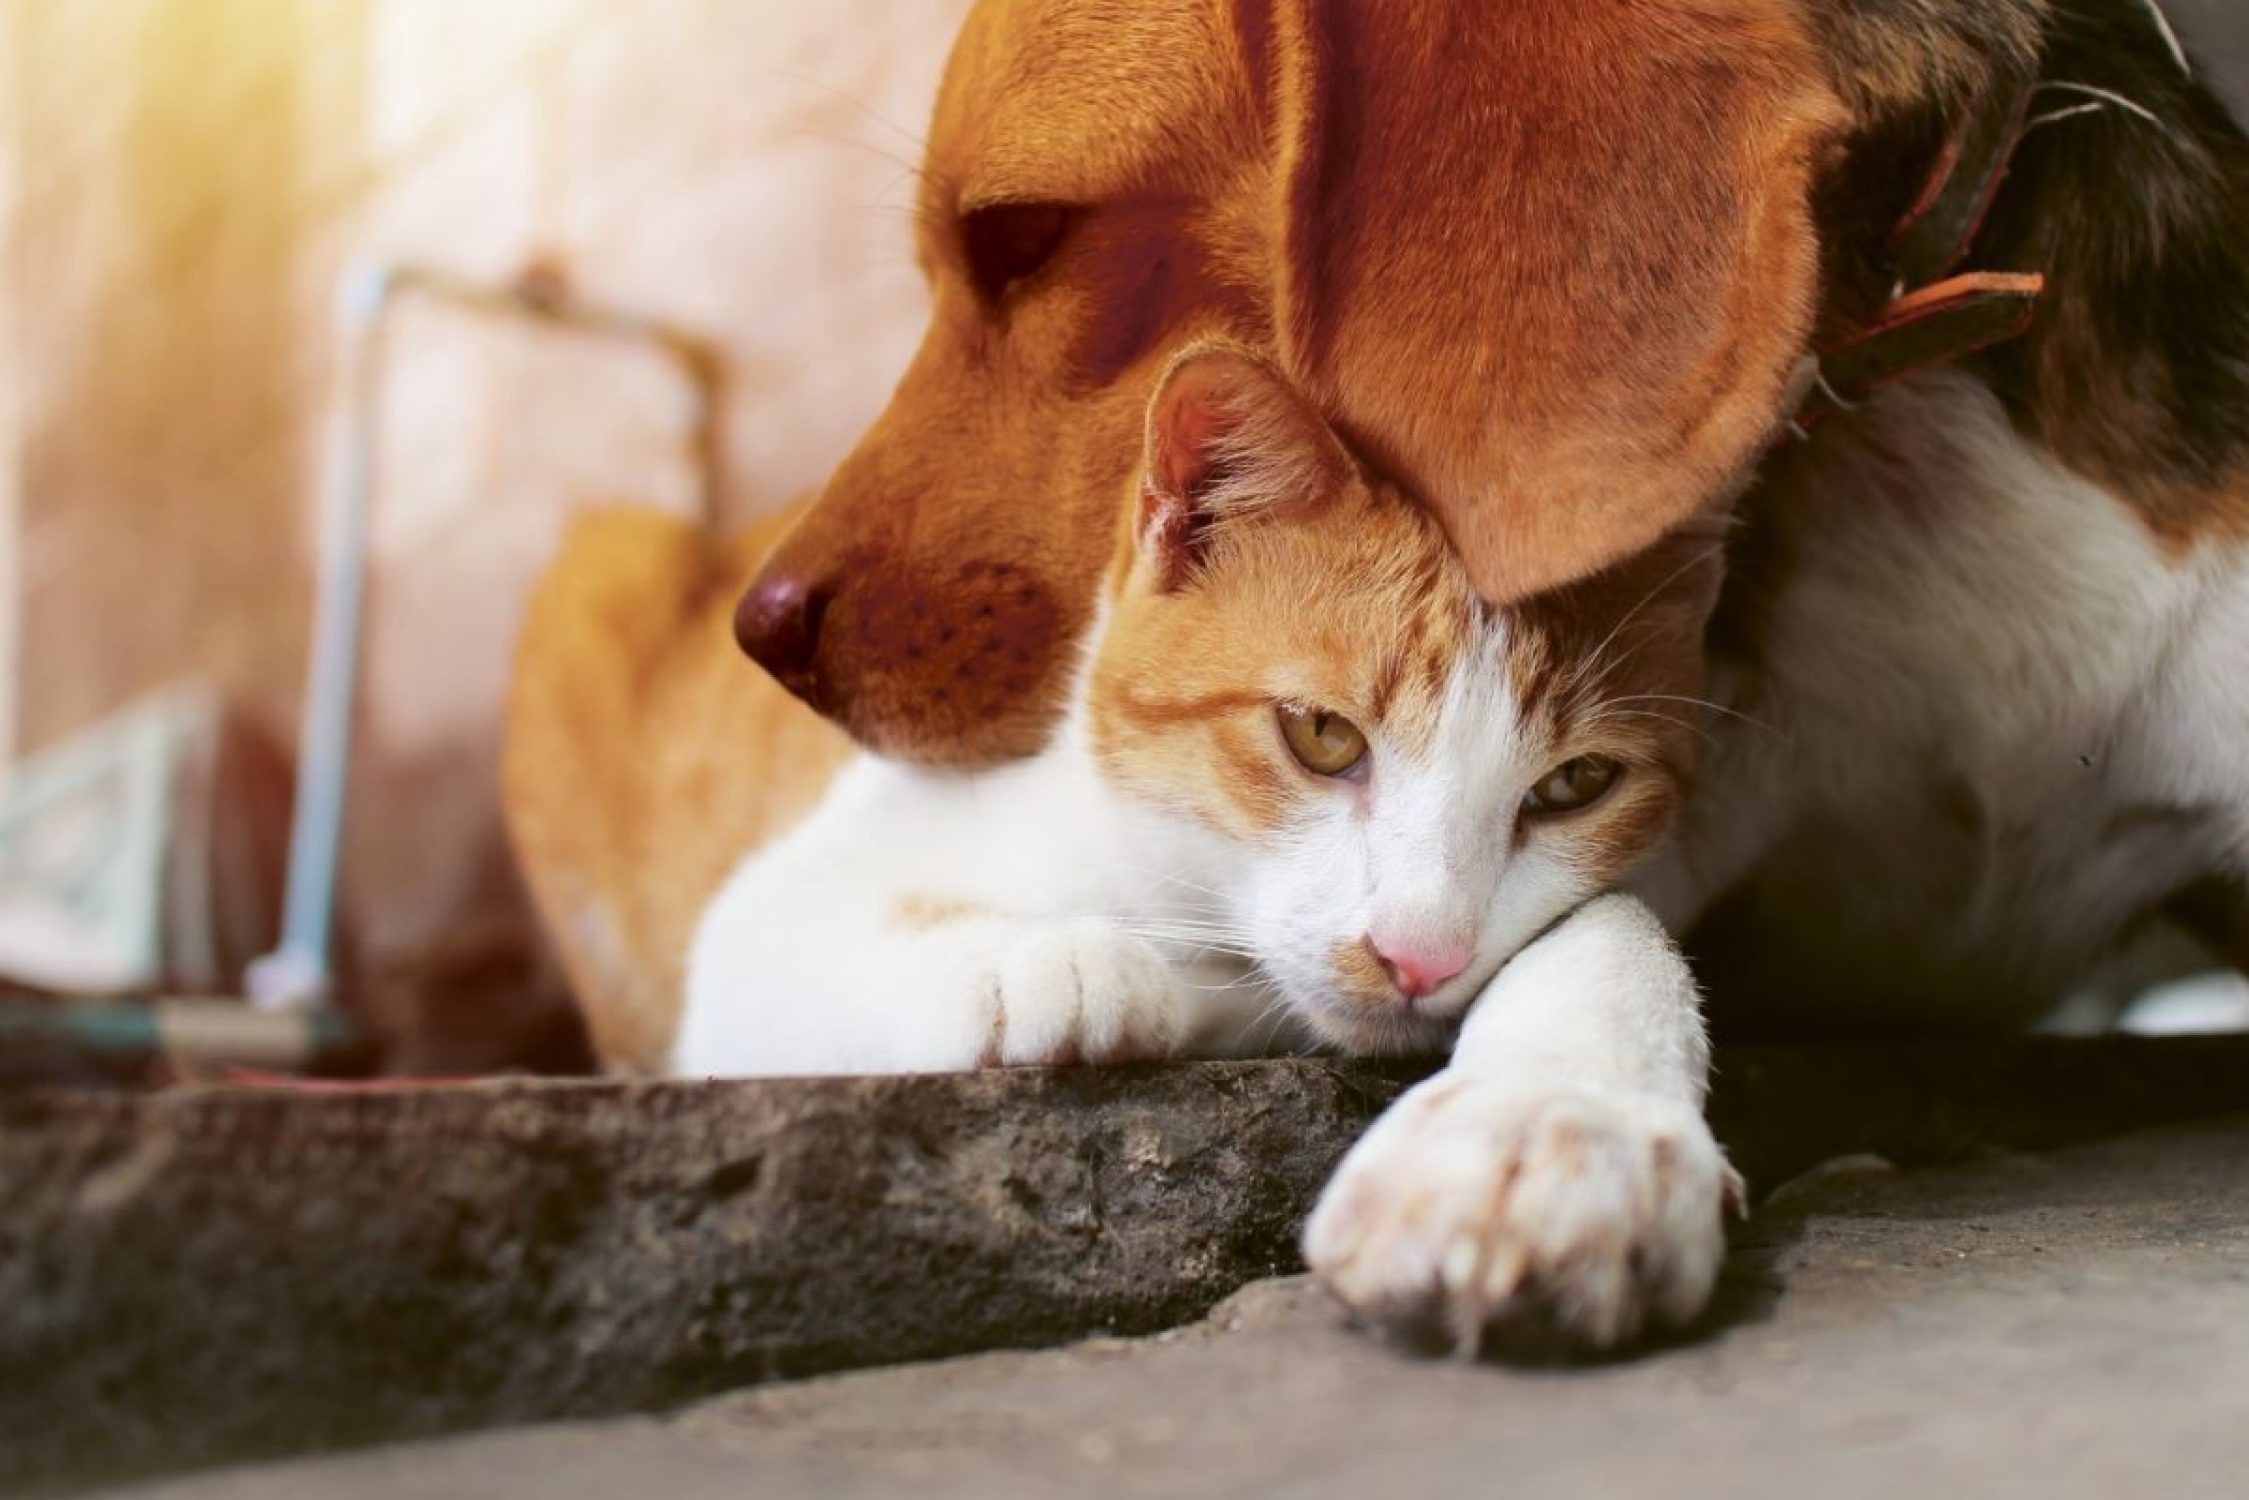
{"left": 734, "top": 569, "right": 831, "bottom": 706}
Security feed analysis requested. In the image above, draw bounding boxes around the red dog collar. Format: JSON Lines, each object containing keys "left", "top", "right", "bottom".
{"left": 1789, "top": 57, "right": 2047, "bottom": 436}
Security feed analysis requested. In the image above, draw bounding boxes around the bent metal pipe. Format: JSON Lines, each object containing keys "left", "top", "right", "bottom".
{"left": 247, "top": 259, "right": 726, "bottom": 1017}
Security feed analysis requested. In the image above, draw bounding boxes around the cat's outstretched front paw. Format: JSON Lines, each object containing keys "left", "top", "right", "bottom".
{"left": 1302, "top": 1076, "right": 1740, "bottom": 1352}
{"left": 919, "top": 917, "right": 1186, "bottom": 1068}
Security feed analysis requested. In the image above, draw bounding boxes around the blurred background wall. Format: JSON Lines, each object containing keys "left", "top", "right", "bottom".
{"left": 1, "top": 4, "right": 21, "bottom": 766}
{"left": 0, "top": 0, "right": 971, "bottom": 1031}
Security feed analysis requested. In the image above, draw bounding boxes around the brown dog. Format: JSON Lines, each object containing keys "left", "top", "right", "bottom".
{"left": 730, "top": 0, "right": 1840, "bottom": 765}
{"left": 508, "top": 0, "right": 1841, "bottom": 1064}
{"left": 508, "top": 0, "right": 2249, "bottom": 1337}
{"left": 512, "top": 0, "right": 2247, "bottom": 1061}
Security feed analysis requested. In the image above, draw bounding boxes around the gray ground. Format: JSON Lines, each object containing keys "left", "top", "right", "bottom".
{"left": 114, "top": 1119, "right": 2249, "bottom": 1500}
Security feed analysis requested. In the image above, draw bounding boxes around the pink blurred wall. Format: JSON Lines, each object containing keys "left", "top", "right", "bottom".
{"left": 0, "top": 0, "right": 970, "bottom": 991}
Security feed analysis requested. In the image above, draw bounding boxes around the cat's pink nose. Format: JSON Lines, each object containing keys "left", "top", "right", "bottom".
{"left": 1368, "top": 933, "right": 1472, "bottom": 1000}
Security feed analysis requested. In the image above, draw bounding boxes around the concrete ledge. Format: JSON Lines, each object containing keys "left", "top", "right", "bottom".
{"left": 112, "top": 1122, "right": 2249, "bottom": 1500}
{"left": 6, "top": 1037, "right": 2249, "bottom": 1492}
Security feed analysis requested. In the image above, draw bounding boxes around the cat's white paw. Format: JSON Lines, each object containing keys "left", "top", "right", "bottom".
{"left": 923, "top": 917, "right": 1187, "bottom": 1067}
{"left": 1303, "top": 1076, "right": 1740, "bottom": 1351}
{"left": 993, "top": 917, "right": 1189, "bottom": 1064}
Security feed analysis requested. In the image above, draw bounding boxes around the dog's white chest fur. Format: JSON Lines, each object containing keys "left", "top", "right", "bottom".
{"left": 1658, "top": 370, "right": 2249, "bottom": 1026}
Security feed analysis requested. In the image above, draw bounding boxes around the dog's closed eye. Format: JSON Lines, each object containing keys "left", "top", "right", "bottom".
{"left": 963, "top": 202, "right": 1078, "bottom": 303}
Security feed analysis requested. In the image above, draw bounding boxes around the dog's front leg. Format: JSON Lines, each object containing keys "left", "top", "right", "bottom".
{"left": 1303, "top": 892, "right": 1738, "bottom": 1351}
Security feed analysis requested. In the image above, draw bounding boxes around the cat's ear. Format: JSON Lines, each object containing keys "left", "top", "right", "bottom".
{"left": 1137, "top": 344, "right": 1351, "bottom": 590}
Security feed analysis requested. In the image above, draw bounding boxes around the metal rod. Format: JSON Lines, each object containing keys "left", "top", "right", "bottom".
{"left": 247, "top": 258, "right": 725, "bottom": 1013}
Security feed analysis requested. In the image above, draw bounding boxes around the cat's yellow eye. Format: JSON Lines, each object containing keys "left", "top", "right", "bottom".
{"left": 1523, "top": 754, "right": 1621, "bottom": 815}
{"left": 1278, "top": 705, "right": 1368, "bottom": 778}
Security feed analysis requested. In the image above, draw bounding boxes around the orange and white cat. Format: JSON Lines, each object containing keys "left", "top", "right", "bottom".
{"left": 680, "top": 345, "right": 1738, "bottom": 1344}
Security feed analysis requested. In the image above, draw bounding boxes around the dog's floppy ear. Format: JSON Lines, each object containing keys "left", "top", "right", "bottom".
{"left": 1267, "top": 0, "right": 1845, "bottom": 606}
{"left": 1137, "top": 344, "right": 1350, "bottom": 590}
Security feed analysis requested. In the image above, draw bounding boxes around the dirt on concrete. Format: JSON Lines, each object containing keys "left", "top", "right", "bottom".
{"left": 109, "top": 1118, "right": 2249, "bottom": 1500}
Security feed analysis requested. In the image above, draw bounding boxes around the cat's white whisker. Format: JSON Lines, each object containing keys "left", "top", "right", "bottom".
{"left": 1582, "top": 707, "right": 1721, "bottom": 752}
{"left": 1238, "top": 992, "right": 1305, "bottom": 1051}
{"left": 1177, "top": 976, "right": 1260, "bottom": 994}
{"left": 1120, "top": 918, "right": 1254, "bottom": 940}
{"left": 1560, "top": 542, "right": 1727, "bottom": 702}
{"left": 1115, "top": 864, "right": 1235, "bottom": 903}
{"left": 1119, "top": 924, "right": 1259, "bottom": 959}
{"left": 1602, "top": 692, "right": 1778, "bottom": 736}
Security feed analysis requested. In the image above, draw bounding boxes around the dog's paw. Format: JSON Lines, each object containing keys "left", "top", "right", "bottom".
{"left": 922, "top": 917, "right": 1185, "bottom": 1067}
{"left": 1302, "top": 1076, "right": 1740, "bottom": 1353}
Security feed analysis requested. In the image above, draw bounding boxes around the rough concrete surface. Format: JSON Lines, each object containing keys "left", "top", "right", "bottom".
{"left": 11, "top": 1039, "right": 2249, "bottom": 1493}
{"left": 0, "top": 1061, "right": 1412, "bottom": 1493}
{"left": 109, "top": 1119, "right": 2249, "bottom": 1500}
